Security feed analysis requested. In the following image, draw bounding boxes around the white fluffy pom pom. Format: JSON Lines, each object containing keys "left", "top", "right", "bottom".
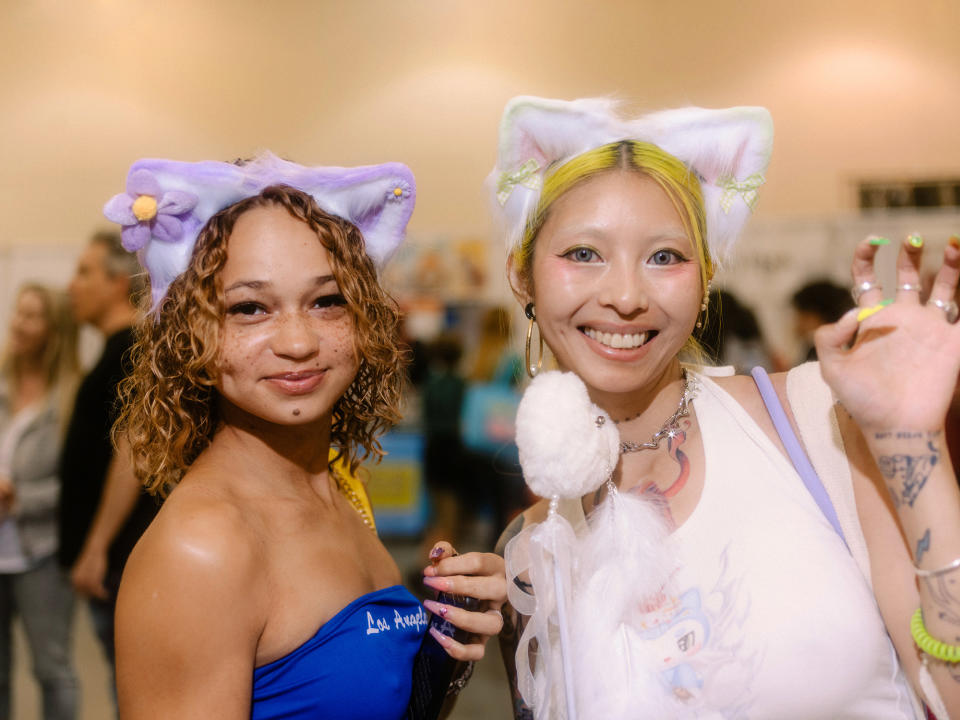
{"left": 515, "top": 371, "right": 620, "bottom": 499}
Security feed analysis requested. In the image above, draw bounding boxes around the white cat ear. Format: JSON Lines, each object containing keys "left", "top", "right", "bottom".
{"left": 635, "top": 106, "right": 773, "bottom": 259}
{"left": 487, "top": 96, "right": 774, "bottom": 262}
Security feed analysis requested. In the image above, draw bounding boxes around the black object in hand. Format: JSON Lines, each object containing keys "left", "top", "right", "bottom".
{"left": 405, "top": 590, "right": 479, "bottom": 720}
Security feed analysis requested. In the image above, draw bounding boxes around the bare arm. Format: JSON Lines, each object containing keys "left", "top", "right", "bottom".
{"left": 71, "top": 435, "right": 142, "bottom": 598}
{"left": 817, "top": 234, "right": 960, "bottom": 714}
{"left": 115, "top": 498, "right": 263, "bottom": 719}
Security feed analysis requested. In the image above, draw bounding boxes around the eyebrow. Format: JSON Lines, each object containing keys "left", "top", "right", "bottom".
{"left": 224, "top": 275, "right": 337, "bottom": 293}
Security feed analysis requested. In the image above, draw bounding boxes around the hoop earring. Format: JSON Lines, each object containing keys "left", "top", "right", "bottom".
{"left": 524, "top": 302, "right": 544, "bottom": 378}
{"left": 695, "top": 283, "right": 712, "bottom": 330}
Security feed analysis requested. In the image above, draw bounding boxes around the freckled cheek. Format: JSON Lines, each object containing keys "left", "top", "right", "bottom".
{"left": 218, "top": 328, "right": 271, "bottom": 378}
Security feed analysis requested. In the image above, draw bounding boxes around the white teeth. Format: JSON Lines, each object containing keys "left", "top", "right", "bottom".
{"left": 584, "top": 328, "right": 647, "bottom": 349}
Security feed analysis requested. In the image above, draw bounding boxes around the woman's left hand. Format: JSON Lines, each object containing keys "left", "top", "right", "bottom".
{"left": 816, "top": 234, "right": 960, "bottom": 433}
{"left": 420, "top": 541, "right": 507, "bottom": 661}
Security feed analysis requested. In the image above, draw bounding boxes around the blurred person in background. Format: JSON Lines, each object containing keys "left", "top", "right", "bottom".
{"left": 461, "top": 307, "right": 525, "bottom": 544}
{"left": 420, "top": 333, "right": 468, "bottom": 551}
{"left": 0, "top": 283, "right": 80, "bottom": 720}
{"left": 58, "top": 231, "right": 159, "bottom": 698}
{"left": 791, "top": 278, "right": 855, "bottom": 362}
{"left": 697, "top": 289, "right": 776, "bottom": 373}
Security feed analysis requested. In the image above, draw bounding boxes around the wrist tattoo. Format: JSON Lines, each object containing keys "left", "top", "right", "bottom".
{"left": 877, "top": 440, "right": 939, "bottom": 508}
{"left": 916, "top": 529, "right": 932, "bottom": 565}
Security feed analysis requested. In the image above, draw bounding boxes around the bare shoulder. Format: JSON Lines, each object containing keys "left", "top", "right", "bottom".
{"left": 115, "top": 480, "right": 266, "bottom": 718}
{"left": 494, "top": 499, "right": 550, "bottom": 557}
{"left": 124, "top": 481, "right": 263, "bottom": 595}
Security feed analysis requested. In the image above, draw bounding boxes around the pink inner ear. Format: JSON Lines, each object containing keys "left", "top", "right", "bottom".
{"left": 696, "top": 136, "right": 750, "bottom": 184}
{"left": 515, "top": 133, "right": 548, "bottom": 170}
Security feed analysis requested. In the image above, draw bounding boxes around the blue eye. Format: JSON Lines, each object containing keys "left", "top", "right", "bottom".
{"left": 563, "top": 247, "right": 600, "bottom": 263}
{"left": 651, "top": 249, "right": 684, "bottom": 266}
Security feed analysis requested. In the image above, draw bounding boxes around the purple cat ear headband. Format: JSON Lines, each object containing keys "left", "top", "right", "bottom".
{"left": 103, "top": 152, "right": 416, "bottom": 309}
{"left": 486, "top": 96, "right": 774, "bottom": 262}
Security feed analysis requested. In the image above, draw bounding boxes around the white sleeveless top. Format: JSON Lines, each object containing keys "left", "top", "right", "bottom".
{"left": 562, "top": 371, "right": 917, "bottom": 719}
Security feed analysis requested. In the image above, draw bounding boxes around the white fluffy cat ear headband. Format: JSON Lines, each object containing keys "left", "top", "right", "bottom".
{"left": 104, "top": 152, "right": 415, "bottom": 309}
{"left": 487, "top": 95, "right": 774, "bottom": 263}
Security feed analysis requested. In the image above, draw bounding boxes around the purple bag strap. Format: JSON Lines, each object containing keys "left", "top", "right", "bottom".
{"left": 750, "top": 367, "right": 848, "bottom": 546}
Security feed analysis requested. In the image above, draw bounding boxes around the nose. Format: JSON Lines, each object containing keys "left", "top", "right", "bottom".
{"left": 597, "top": 261, "right": 647, "bottom": 316}
{"left": 271, "top": 311, "right": 319, "bottom": 360}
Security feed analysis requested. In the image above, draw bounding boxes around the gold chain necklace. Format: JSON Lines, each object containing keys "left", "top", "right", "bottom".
{"left": 332, "top": 470, "right": 376, "bottom": 532}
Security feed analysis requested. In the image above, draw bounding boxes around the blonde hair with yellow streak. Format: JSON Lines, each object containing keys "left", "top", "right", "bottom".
{"left": 516, "top": 140, "right": 713, "bottom": 294}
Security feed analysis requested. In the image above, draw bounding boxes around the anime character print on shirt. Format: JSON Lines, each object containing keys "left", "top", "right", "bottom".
{"left": 630, "top": 545, "right": 762, "bottom": 716}
{"left": 635, "top": 588, "right": 709, "bottom": 699}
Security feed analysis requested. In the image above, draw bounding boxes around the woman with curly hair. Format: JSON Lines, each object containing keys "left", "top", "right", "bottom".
{"left": 102, "top": 154, "right": 506, "bottom": 719}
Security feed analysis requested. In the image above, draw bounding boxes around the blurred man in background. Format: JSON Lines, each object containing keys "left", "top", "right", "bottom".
{"left": 58, "top": 232, "right": 157, "bottom": 697}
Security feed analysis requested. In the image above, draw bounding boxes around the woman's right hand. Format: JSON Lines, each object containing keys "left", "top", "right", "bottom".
{"left": 420, "top": 541, "right": 507, "bottom": 661}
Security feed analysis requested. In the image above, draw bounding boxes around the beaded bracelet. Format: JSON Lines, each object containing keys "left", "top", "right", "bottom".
{"left": 911, "top": 608, "right": 960, "bottom": 663}
{"left": 915, "top": 557, "right": 960, "bottom": 578}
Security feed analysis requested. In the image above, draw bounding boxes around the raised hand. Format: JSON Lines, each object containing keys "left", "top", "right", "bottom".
{"left": 815, "top": 235, "right": 960, "bottom": 433}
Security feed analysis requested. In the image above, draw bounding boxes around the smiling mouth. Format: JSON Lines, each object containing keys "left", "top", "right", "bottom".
{"left": 265, "top": 370, "right": 326, "bottom": 395}
{"left": 582, "top": 327, "right": 656, "bottom": 349}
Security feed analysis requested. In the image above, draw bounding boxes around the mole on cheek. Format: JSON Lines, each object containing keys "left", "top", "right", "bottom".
{"left": 292, "top": 409, "right": 301, "bottom": 416}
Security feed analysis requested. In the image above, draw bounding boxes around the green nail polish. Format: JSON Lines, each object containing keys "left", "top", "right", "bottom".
{"left": 868, "top": 237, "right": 890, "bottom": 246}
{"left": 908, "top": 234, "right": 924, "bottom": 248}
{"left": 856, "top": 299, "right": 893, "bottom": 323}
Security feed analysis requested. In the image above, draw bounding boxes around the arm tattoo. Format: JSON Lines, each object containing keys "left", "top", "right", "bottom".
{"left": 923, "top": 574, "right": 960, "bottom": 627}
{"left": 500, "top": 604, "right": 535, "bottom": 719}
{"left": 876, "top": 439, "right": 939, "bottom": 508}
{"left": 916, "top": 529, "right": 932, "bottom": 565}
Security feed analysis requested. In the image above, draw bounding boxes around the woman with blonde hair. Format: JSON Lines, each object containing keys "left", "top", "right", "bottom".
{"left": 491, "top": 96, "right": 960, "bottom": 718}
{"left": 0, "top": 283, "right": 79, "bottom": 720}
{"left": 103, "top": 154, "right": 506, "bottom": 719}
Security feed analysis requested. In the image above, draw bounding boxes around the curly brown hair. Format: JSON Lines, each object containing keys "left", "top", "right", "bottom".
{"left": 116, "top": 185, "right": 407, "bottom": 497}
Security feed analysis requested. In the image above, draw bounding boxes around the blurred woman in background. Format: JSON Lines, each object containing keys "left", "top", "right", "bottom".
{"left": 0, "top": 283, "right": 79, "bottom": 720}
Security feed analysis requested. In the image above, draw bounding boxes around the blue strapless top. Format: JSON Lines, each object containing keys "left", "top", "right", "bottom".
{"left": 252, "top": 584, "right": 427, "bottom": 720}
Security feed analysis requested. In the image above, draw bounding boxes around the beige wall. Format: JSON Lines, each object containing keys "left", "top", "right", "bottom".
{"left": 1, "top": 0, "right": 958, "bottom": 249}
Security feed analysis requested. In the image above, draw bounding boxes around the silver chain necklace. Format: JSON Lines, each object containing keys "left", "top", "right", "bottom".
{"left": 619, "top": 369, "right": 698, "bottom": 454}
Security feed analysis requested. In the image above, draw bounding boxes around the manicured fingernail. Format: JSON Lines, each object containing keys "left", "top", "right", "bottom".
{"left": 857, "top": 299, "right": 893, "bottom": 322}
{"left": 429, "top": 626, "right": 452, "bottom": 646}
{"left": 907, "top": 233, "right": 924, "bottom": 248}
{"left": 949, "top": 236, "right": 960, "bottom": 249}
{"left": 429, "top": 546, "right": 444, "bottom": 559}
{"left": 423, "top": 599, "right": 449, "bottom": 617}
{"left": 868, "top": 236, "right": 890, "bottom": 246}
{"left": 423, "top": 575, "right": 449, "bottom": 590}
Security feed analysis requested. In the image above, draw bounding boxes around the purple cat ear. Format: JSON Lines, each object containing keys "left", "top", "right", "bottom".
{"left": 103, "top": 153, "right": 416, "bottom": 310}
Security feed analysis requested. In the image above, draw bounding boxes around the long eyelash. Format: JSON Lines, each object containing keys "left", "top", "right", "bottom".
{"left": 227, "top": 302, "right": 263, "bottom": 314}
{"left": 315, "top": 294, "right": 347, "bottom": 307}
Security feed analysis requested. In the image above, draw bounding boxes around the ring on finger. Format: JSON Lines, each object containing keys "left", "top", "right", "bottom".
{"left": 929, "top": 298, "right": 960, "bottom": 323}
{"left": 852, "top": 280, "right": 882, "bottom": 303}
{"left": 896, "top": 283, "right": 921, "bottom": 292}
